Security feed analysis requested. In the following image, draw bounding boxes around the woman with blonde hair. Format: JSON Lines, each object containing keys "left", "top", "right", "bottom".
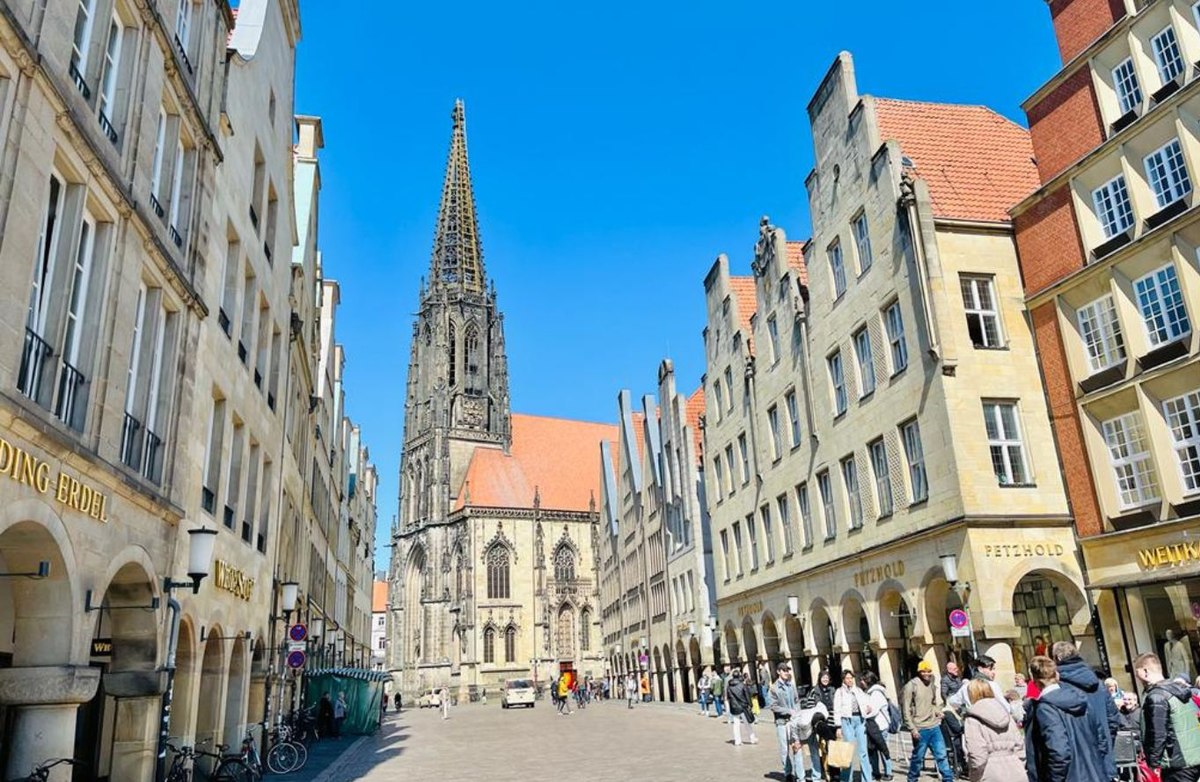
{"left": 963, "top": 678, "right": 1024, "bottom": 782}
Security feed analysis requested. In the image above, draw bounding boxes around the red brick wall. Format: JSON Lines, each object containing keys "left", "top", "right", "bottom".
{"left": 1030, "top": 303, "right": 1103, "bottom": 537}
{"left": 1027, "top": 67, "right": 1105, "bottom": 183}
{"left": 1013, "top": 185, "right": 1085, "bottom": 296}
{"left": 1049, "top": 0, "right": 1125, "bottom": 63}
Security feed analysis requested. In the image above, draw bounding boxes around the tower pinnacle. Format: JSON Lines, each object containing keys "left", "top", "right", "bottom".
{"left": 430, "top": 99, "right": 485, "bottom": 293}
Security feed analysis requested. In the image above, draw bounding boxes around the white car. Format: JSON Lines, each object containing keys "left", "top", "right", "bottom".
{"left": 417, "top": 689, "right": 442, "bottom": 709}
{"left": 501, "top": 679, "right": 535, "bottom": 709}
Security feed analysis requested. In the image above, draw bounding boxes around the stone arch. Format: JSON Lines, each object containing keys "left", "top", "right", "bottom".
{"left": 810, "top": 600, "right": 838, "bottom": 677}
{"left": 784, "top": 614, "right": 807, "bottom": 686}
{"left": 0, "top": 500, "right": 79, "bottom": 667}
{"left": 676, "top": 640, "right": 692, "bottom": 703}
{"left": 194, "top": 629, "right": 225, "bottom": 755}
{"left": 555, "top": 602, "right": 575, "bottom": 657}
{"left": 877, "top": 581, "right": 920, "bottom": 691}
{"left": 170, "top": 616, "right": 199, "bottom": 740}
{"left": 661, "top": 643, "right": 675, "bottom": 701}
{"left": 247, "top": 637, "right": 267, "bottom": 727}
{"left": 740, "top": 616, "right": 759, "bottom": 672}
{"left": 840, "top": 589, "right": 873, "bottom": 675}
{"left": 1009, "top": 567, "right": 1089, "bottom": 678}
{"left": 652, "top": 646, "right": 664, "bottom": 701}
{"left": 723, "top": 622, "right": 741, "bottom": 666}
{"left": 223, "top": 633, "right": 248, "bottom": 746}
{"left": 405, "top": 545, "right": 428, "bottom": 664}
{"left": 761, "top": 611, "right": 782, "bottom": 668}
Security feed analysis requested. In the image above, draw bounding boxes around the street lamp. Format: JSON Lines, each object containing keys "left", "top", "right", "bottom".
{"left": 787, "top": 595, "right": 800, "bottom": 617}
{"left": 281, "top": 581, "right": 300, "bottom": 616}
{"left": 939, "top": 553, "right": 960, "bottom": 585}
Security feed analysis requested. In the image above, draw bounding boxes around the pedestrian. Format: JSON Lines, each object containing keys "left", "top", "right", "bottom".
{"left": 318, "top": 692, "right": 334, "bottom": 738}
{"left": 380, "top": 691, "right": 388, "bottom": 717}
{"left": 333, "top": 691, "right": 347, "bottom": 738}
{"left": 393, "top": 691, "right": 402, "bottom": 713}
{"left": 726, "top": 670, "right": 759, "bottom": 746}
{"left": 1115, "top": 691, "right": 1141, "bottom": 732}
{"left": 963, "top": 678, "right": 1024, "bottom": 782}
{"left": 766, "top": 662, "right": 803, "bottom": 782}
{"left": 860, "top": 671, "right": 894, "bottom": 781}
{"left": 787, "top": 689, "right": 829, "bottom": 782}
{"left": 1024, "top": 655, "right": 1105, "bottom": 782}
{"left": 948, "top": 654, "right": 1005, "bottom": 710}
{"left": 640, "top": 672, "right": 651, "bottom": 703}
{"left": 1051, "top": 640, "right": 1118, "bottom": 781}
{"left": 832, "top": 669, "right": 872, "bottom": 782}
{"left": 712, "top": 666, "right": 726, "bottom": 718}
{"left": 941, "top": 660, "right": 963, "bottom": 704}
{"left": 1004, "top": 689, "right": 1025, "bottom": 728}
{"left": 1013, "top": 672, "right": 1029, "bottom": 700}
{"left": 900, "top": 660, "right": 953, "bottom": 782}
{"left": 1135, "top": 651, "right": 1200, "bottom": 782}
{"left": 699, "top": 668, "right": 712, "bottom": 716}
{"left": 814, "top": 669, "right": 836, "bottom": 714}
{"left": 1103, "top": 677, "right": 1122, "bottom": 703}
{"left": 759, "top": 659, "right": 772, "bottom": 708}
{"left": 625, "top": 674, "right": 638, "bottom": 709}
{"left": 440, "top": 685, "right": 449, "bottom": 720}
{"left": 557, "top": 673, "right": 572, "bottom": 716}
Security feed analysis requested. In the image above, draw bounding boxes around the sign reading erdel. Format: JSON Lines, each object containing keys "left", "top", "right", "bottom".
{"left": 0, "top": 434, "right": 110, "bottom": 521}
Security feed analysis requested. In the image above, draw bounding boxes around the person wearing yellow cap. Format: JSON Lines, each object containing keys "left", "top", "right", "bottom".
{"left": 901, "top": 661, "right": 953, "bottom": 782}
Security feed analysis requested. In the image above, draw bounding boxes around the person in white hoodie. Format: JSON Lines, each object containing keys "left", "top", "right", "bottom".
{"left": 833, "top": 670, "right": 874, "bottom": 782}
{"left": 860, "top": 671, "right": 895, "bottom": 781}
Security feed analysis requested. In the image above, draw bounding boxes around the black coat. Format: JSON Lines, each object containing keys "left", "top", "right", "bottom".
{"left": 1055, "top": 655, "right": 1118, "bottom": 780}
{"left": 1142, "top": 678, "right": 1196, "bottom": 769}
{"left": 727, "top": 679, "right": 754, "bottom": 720}
{"left": 1024, "top": 686, "right": 1107, "bottom": 782}
{"left": 813, "top": 683, "right": 836, "bottom": 714}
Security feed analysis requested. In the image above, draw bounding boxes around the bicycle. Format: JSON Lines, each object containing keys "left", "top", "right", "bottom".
{"left": 15, "top": 758, "right": 82, "bottom": 782}
{"left": 165, "top": 738, "right": 254, "bottom": 782}
{"left": 265, "top": 723, "right": 308, "bottom": 774}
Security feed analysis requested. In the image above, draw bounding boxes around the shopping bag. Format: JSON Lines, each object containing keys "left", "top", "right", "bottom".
{"left": 1137, "top": 757, "right": 1161, "bottom": 782}
{"left": 751, "top": 695, "right": 760, "bottom": 715}
{"left": 826, "top": 739, "right": 857, "bottom": 769}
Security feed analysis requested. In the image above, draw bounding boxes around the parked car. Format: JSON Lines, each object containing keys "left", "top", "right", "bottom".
{"left": 417, "top": 689, "right": 442, "bottom": 709}
{"left": 501, "top": 679, "right": 535, "bottom": 709}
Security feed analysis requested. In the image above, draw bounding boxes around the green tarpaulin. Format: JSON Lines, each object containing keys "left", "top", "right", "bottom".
{"left": 304, "top": 668, "right": 390, "bottom": 735}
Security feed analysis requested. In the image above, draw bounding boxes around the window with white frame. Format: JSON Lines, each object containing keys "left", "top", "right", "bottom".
{"left": 149, "top": 108, "right": 167, "bottom": 214}
{"left": 869, "top": 438, "right": 893, "bottom": 518}
{"left": 738, "top": 432, "right": 750, "bottom": 484}
{"left": 719, "top": 529, "right": 731, "bottom": 580}
{"left": 853, "top": 327, "right": 875, "bottom": 397}
{"left": 97, "top": 16, "right": 123, "bottom": 140}
{"left": 818, "top": 470, "right": 836, "bottom": 539}
{"left": 902, "top": 419, "right": 928, "bottom": 502}
{"left": 1164, "top": 390, "right": 1200, "bottom": 494}
{"left": 852, "top": 212, "right": 873, "bottom": 273}
{"left": 760, "top": 505, "right": 775, "bottom": 564}
{"left": 1135, "top": 264, "right": 1191, "bottom": 346}
{"left": 712, "top": 454, "right": 724, "bottom": 501}
{"left": 983, "top": 401, "right": 1029, "bottom": 486}
{"left": 829, "top": 238, "right": 846, "bottom": 298}
{"left": 732, "top": 521, "right": 745, "bottom": 576}
{"left": 767, "top": 405, "right": 782, "bottom": 460}
{"left": 767, "top": 315, "right": 781, "bottom": 364}
{"left": 884, "top": 301, "right": 908, "bottom": 374}
{"left": 1144, "top": 139, "right": 1192, "bottom": 208}
{"left": 828, "top": 350, "right": 847, "bottom": 416}
{"left": 841, "top": 455, "right": 863, "bottom": 530}
{"left": 1077, "top": 295, "right": 1127, "bottom": 373}
{"left": 1151, "top": 25, "right": 1185, "bottom": 85}
{"left": 168, "top": 137, "right": 186, "bottom": 239}
{"left": 777, "top": 494, "right": 794, "bottom": 555}
{"left": 70, "top": 0, "right": 97, "bottom": 86}
{"left": 713, "top": 378, "right": 724, "bottom": 422}
{"left": 1102, "top": 412, "right": 1160, "bottom": 508}
{"left": 786, "top": 390, "right": 801, "bottom": 447}
{"left": 797, "top": 483, "right": 813, "bottom": 547}
{"left": 1113, "top": 58, "right": 1143, "bottom": 115}
{"left": 724, "top": 366, "right": 734, "bottom": 412}
{"left": 175, "top": 0, "right": 193, "bottom": 52}
{"left": 1092, "top": 175, "right": 1134, "bottom": 239}
{"left": 960, "top": 275, "right": 1003, "bottom": 348}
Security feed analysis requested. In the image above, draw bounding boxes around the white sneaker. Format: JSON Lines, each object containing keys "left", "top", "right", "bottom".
{"left": 748, "top": 736, "right": 759, "bottom": 744}
{"left": 734, "top": 740, "right": 742, "bottom": 746}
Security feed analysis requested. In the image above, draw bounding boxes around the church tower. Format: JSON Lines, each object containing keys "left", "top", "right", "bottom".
{"left": 398, "top": 100, "right": 511, "bottom": 534}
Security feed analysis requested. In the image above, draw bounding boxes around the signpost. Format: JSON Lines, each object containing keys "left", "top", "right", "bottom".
{"left": 948, "top": 608, "right": 979, "bottom": 658}
{"left": 287, "top": 649, "right": 306, "bottom": 669}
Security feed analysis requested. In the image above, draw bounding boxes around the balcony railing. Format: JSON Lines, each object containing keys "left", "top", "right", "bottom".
{"left": 53, "top": 361, "right": 87, "bottom": 431}
{"left": 141, "top": 428, "right": 163, "bottom": 484}
{"left": 149, "top": 193, "right": 165, "bottom": 219}
{"left": 201, "top": 486, "right": 216, "bottom": 514}
{"left": 223, "top": 505, "right": 236, "bottom": 529}
{"left": 98, "top": 112, "right": 118, "bottom": 145}
{"left": 169, "top": 225, "right": 183, "bottom": 249}
{"left": 18, "top": 328, "right": 54, "bottom": 408}
{"left": 68, "top": 62, "right": 91, "bottom": 100}
{"left": 120, "top": 413, "right": 144, "bottom": 470}
{"left": 173, "top": 34, "right": 193, "bottom": 75}
{"left": 218, "top": 308, "right": 231, "bottom": 337}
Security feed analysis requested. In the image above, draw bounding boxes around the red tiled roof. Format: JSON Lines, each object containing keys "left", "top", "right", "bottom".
{"left": 729, "top": 276, "right": 758, "bottom": 353}
{"left": 785, "top": 241, "right": 808, "bottom": 287}
{"left": 454, "top": 414, "right": 618, "bottom": 512}
{"left": 685, "top": 386, "right": 705, "bottom": 462}
{"left": 372, "top": 581, "right": 388, "bottom": 613}
{"left": 631, "top": 411, "right": 647, "bottom": 466}
{"left": 226, "top": 8, "right": 238, "bottom": 47}
{"left": 873, "top": 98, "right": 1038, "bottom": 223}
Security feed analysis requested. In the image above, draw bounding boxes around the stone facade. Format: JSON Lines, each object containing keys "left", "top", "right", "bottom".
{"left": 702, "top": 52, "right": 1087, "bottom": 699}
{"left": 1015, "top": 0, "right": 1200, "bottom": 689}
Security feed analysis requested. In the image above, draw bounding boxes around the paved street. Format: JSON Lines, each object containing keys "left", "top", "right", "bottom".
{"left": 313, "top": 700, "right": 943, "bottom": 781}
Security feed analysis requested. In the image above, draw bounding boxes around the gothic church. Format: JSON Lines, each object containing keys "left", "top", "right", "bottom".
{"left": 386, "top": 102, "right": 614, "bottom": 698}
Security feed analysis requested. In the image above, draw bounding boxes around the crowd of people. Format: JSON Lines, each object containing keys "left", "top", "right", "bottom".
{"left": 688, "top": 640, "right": 1200, "bottom": 782}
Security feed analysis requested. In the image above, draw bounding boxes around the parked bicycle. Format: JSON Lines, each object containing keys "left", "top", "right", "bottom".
{"left": 265, "top": 722, "right": 308, "bottom": 774}
{"left": 13, "top": 758, "right": 82, "bottom": 782}
{"left": 164, "top": 737, "right": 255, "bottom": 782}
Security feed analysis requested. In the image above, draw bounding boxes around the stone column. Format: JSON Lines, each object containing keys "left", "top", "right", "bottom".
{"left": 109, "top": 695, "right": 161, "bottom": 781}
{"left": 877, "top": 648, "right": 900, "bottom": 699}
{"left": 0, "top": 666, "right": 101, "bottom": 782}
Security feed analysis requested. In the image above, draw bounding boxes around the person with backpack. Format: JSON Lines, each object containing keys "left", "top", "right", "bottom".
{"left": 1051, "top": 641, "right": 1118, "bottom": 782}
{"left": 766, "top": 662, "right": 803, "bottom": 782}
{"left": 1136, "top": 651, "right": 1200, "bottom": 782}
{"left": 963, "top": 678, "right": 1024, "bottom": 782}
{"left": 1024, "top": 655, "right": 1106, "bottom": 782}
{"left": 860, "top": 671, "right": 895, "bottom": 781}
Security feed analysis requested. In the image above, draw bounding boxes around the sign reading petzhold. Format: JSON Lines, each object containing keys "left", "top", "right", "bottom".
{"left": 0, "top": 434, "right": 111, "bottom": 521}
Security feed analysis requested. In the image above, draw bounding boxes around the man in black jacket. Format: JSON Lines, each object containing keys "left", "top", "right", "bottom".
{"left": 1052, "top": 641, "right": 1118, "bottom": 781}
{"left": 1135, "top": 652, "right": 1200, "bottom": 782}
{"left": 1024, "top": 656, "right": 1106, "bottom": 782}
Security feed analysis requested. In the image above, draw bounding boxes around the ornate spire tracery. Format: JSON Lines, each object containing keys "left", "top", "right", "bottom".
{"left": 430, "top": 99, "right": 485, "bottom": 293}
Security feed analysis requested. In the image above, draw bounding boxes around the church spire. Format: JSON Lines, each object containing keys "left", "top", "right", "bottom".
{"left": 430, "top": 99, "right": 485, "bottom": 293}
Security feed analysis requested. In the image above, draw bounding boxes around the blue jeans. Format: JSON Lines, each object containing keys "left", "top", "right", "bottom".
{"left": 907, "top": 725, "right": 953, "bottom": 782}
{"left": 839, "top": 717, "right": 871, "bottom": 782}
{"left": 774, "top": 722, "right": 809, "bottom": 780}
{"left": 699, "top": 691, "right": 710, "bottom": 712}
{"left": 713, "top": 695, "right": 724, "bottom": 717}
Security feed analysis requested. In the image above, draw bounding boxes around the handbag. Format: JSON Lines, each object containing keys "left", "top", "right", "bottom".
{"left": 826, "top": 739, "right": 857, "bottom": 769}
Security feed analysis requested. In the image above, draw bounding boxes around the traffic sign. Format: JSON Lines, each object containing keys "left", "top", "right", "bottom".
{"left": 289, "top": 624, "right": 307, "bottom": 643}
{"left": 287, "top": 650, "right": 306, "bottom": 668}
{"left": 948, "top": 609, "right": 969, "bottom": 629}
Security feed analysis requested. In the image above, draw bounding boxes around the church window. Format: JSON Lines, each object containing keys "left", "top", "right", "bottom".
{"left": 454, "top": 555, "right": 463, "bottom": 600}
{"left": 448, "top": 322, "right": 457, "bottom": 387}
{"left": 556, "top": 605, "right": 575, "bottom": 654}
{"left": 579, "top": 609, "right": 591, "bottom": 651}
{"left": 483, "top": 627, "right": 495, "bottom": 663}
{"left": 504, "top": 625, "right": 516, "bottom": 662}
{"left": 423, "top": 323, "right": 431, "bottom": 347}
{"left": 486, "top": 545, "right": 510, "bottom": 599}
{"left": 554, "top": 545, "right": 575, "bottom": 582}
{"left": 465, "top": 326, "right": 480, "bottom": 393}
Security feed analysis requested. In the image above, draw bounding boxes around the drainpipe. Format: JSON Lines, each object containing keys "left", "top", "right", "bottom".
{"left": 155, "top": 593, "right": 182, "bottom": 782}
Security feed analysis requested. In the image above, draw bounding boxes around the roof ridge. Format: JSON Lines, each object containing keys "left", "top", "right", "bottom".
{"left": 511, "top": 411, "right": 617, "bottom": 428}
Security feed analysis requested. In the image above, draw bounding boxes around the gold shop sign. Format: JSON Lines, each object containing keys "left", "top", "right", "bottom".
{"left": 854, "top": 560, "right": 905, "bottom": 589}
{"left": 0, "top": 435, "right": 110, "bottom": 522}
{"left": 1137, "top": 540, "right": 1200, "bottom": 571}
{"left": 213, "top": 560, "right": 255, "bottom": 601}
{"left": 983, "top": 543, "right": 1065, "bottom": 558}
{"left": 738, "top": 601, "right": 763, "bottom": 619}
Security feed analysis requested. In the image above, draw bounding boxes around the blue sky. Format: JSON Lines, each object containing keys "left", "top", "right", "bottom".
{"left": 292, "top": 2, "right": 1063, "bottom": 572}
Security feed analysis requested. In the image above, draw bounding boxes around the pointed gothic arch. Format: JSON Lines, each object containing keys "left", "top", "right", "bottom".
{"left": 556, "top": 602, "right": 576, "bottom": 657}
{"left": 483, "top": 624, "right": 496, "bottom": 663}
{"left": 405, "top": 545, "right": 429, "bottom": 664}
{"left": 485, "top": 544, "right": 510, "bottom": 600}
{"left": 579, "top": 607, "right": 591, "bottom": 651}
{"left": 464, "top": 323, "right": 481, "bottom": 393}
{"left": 448, "top": 321, "right": 457, "bottom": 387}
{"left": 553, "top": 543, "right": 576, "bottom": 582}
{"left": 504, "top": 623, "right": 517, "bottom": 663}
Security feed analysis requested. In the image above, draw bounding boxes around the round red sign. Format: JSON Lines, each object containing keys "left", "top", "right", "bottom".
{"left": 948, "top": 609, "right": 970, "bottom": 629}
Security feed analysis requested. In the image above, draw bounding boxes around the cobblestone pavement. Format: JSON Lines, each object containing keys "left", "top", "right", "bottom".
{"left": 312, "top": 699, "right": 950, "bottom": 781}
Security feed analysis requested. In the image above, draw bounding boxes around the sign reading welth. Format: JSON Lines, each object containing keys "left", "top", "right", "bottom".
{"left": 0, "top": 435, "right": 110, "bottom": 521}
{"left": 213, "top": 560, "right": 255, "bottom": 601}
{"left": 1137, "top": 540, "right": 1200, "bottom": 571}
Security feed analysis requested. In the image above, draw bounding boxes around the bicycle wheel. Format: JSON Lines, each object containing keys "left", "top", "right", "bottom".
{"left": 211, "top": 758, "right": 255, "bottom": 782}
{"left": 266, "top": 741, "right": 298, "bottom": 774}
{"left": 289, "top": 741, "right": 308, "bottom": 771}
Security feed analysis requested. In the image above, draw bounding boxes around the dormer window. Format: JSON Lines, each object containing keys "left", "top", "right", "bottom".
{"left": 1112, "top": 58, "right": 1142, "bottom": 116}
{"left": 1151, "top": 26, "right": 1185, "bottom": 85}
{"left": 1092, "top": 174, "right": 1134, "bottom": 237}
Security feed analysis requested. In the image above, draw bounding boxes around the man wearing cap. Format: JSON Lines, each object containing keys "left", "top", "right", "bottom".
{"left": 766, "top": 662, "right": 803, "bottom": 782}
{"left": 901, "top": 661, "right": 954, "bottom": 782}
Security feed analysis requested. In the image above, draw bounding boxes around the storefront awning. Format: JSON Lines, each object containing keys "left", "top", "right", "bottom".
{"left": 305, "top": 667, "right": 392, "bottom": 682}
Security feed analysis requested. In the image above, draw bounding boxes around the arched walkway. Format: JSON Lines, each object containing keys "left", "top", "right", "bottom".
{"left": 170, "top": 618, "right": 198, "bottom": 740}
{"left": 877, "top": 585, "right": 918, "bottom": 693}
{"left": 841, "top": 592, "right": 873, "bottom": 676}
{"left": 723, "top": 623, "right": 741, "bottom": 668}
{"left": 784, "top": 615, "right": 808, "bottom": 687}
{"left": 224, "top": 634, "right": 248, "bottom": 747}
{"left": 195, "top": 630, "right": 225, "bottom": 758}
{"left": 810, "top": 602, "right": 838, "bottom": 679}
